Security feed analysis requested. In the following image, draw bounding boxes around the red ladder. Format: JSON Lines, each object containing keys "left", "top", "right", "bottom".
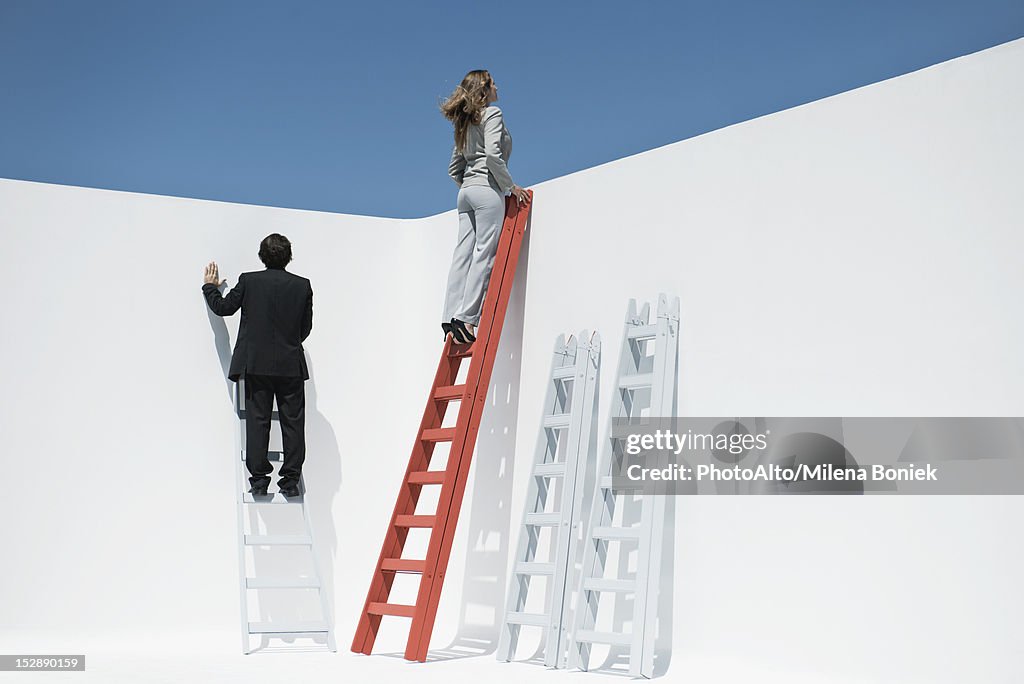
{"left": 352, "top": 191, "right": 533, "bottom": 661}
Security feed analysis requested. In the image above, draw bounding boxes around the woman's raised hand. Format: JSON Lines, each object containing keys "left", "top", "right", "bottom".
{"left": 511, "top": 185, "right": 530, "bottom": 206}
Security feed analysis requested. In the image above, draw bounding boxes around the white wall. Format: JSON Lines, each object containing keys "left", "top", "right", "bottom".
{"left": 1, "top": 38, "right": 1022, "bottom": 682}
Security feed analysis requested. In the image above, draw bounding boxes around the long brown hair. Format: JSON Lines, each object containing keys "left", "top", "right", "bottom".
{"left": 440, "top": 70, "right": 492, "bottom": 152}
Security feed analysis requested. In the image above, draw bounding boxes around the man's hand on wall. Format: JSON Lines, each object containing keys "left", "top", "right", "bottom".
{"left": 204, "top": 261, "right": 225, "bottom": 287}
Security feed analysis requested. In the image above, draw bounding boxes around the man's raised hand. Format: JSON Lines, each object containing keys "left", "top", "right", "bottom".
{"left": 204, "top": 261, "right": 225, "bottom": 287}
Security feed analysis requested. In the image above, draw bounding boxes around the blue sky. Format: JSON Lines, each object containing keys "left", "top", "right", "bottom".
{"left": 1, "top": 1, "right": 1021, "bottom": 218}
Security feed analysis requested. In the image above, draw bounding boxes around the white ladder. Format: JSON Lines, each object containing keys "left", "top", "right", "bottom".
{"left": 569, "top": 294, "right": 679, "bottom": 678}
{"left": 233, "top": 380, "right": 336, "bottom": 654}
{"left": 496, "top": 331, "right": 601, "bottom": 667}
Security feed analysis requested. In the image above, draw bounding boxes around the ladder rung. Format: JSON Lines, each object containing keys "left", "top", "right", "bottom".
{"left": 246, "top": 577, "right": 320, "bottom": 589}
{"left": 551, "top": 365, "right": 575, "bottom": 380}
{"left": 381, "top": 558, "right": 426, "bottom": 573}
{"left": 583, "top": 578, "right": 636, "bottom": 593}
{"left": 395, "top": 514, "right": 436, "bottom": 528}
{"left": 506, "top": 611, "right": 548, "bottom": 627}
{"left": 249, "top": 621, "right": 328, "bottom": 634}
{"left": 533, "top": 462, "right": 566, "bottom": 477}
{"left": 368, "top": 602, "right": 416, "bottom": 618}
{"left": 448, "top": 346, "right": 474, "bottom": 358}
{"left": 421, "top": 427, "right": 456, "bottom": 442}
{"left": 242, "top": 492, "right": 301, "bottom": 504}
{"left": 434, "top": 384, "right": 466, "bottom": 401}
{"left": 408, "top": 470, "right": 447, "bottom": 485}
{"left": 592, "top": 526, "right": 641, "bottom": 541}
{"left": 524, "top": 512, "right": 561, "bottom": 527}
{"left": 574, "top": 629, "right": 631, "bottom": 646}
{"left": 542, "top": 414, "right": 571, "bottom": 429}
{"left": 244, "top": 534, "right": 312, "bottom": 546}
{"left": 627, "top": 324, "right": 658, "bottom": 339}
{"left": 619, "top": 373, "right": 654, "bottom": 390}
{"left": 514, "top": 561, "right": 555, "bottom": 576}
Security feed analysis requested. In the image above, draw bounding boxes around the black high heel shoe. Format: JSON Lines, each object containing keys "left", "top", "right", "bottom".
{"left": 448, "top": 318, "right": 467, "bottom": 344}
{"left": 451, "top": 318, "right": 476, "bottom": 344}
{"left": 442, "top": 321, "right": 453, "bottom": 341}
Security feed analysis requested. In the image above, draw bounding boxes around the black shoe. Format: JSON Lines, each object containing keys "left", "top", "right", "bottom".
{"left": 442, "top": 321, "right": 453, "bottom": 341}
{"left": 250, "top": 485, "right": 269, "bottom": 497}
{"left": 279, "top": 483, "right": 301, "bottom": 497}
{"left": 451, "top": 318, "right": 476, "bottom": 344}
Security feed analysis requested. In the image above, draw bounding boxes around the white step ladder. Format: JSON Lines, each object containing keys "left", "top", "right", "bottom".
{"left": 569, "top": 295, "right": 679, "bottom": 678}
{"left": 497, "top": 331, "right": 601, "bottom": 667}
{"left": 233, "top": 380, "right": 336, "bottom": 654}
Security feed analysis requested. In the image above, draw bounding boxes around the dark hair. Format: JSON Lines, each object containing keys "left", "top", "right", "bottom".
{"left": 440, "top": 69, "right": 492, "bottom": 152}
{"left": 258, "top": 233, "right": 292, "bottom": 268}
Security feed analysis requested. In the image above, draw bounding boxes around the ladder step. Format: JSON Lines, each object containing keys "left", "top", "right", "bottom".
{"left": 244, "top": 534, "right": 312, "bottom": 546}
{"left": 551, "top": 365, "right": 575, "bottom": 380}
{"left": 242, "top": 492, "right": 302, "bottom": 504}
{"left": 542, "top": 414, "right": 572, "bottom": 429}
{"left": 245, "top": 577, "right": 320, "bottom": 589}
{"left": 592, "top": 526, "right": 641, "bottom": 541}
{"left": 506, "top": 611, "right": 548, "bottom": 627}
{"left": 381, "top": 558, "right": 426, "bottom": 573}
{"left": 574, "top": 629, "right": 632, "bottom": 646}
{"left": 627, "top": 324, "right": 658, "bottom": 340}
{"left": 533, "top": 462, "right": 566, "bottom": 477}
{"left": 368, "top": 602, "right": 416, "bottom": 618}
{"left": 421, "top": 427, "right": 456, "bottom": 442}
{"left": 514, "top": 561, "right": 555, "bottom": 576}
{"left": 619, "top": 373, "right": 654, "bottom": 390}
{"left": 434, "top": 384, "right": 466, "bottom": 401}
{"left": 395, "top": 514, "right": 436, "bottom": 528}
{"left": 249, "top": 621, "right": 329, "bottom": 634}
{"left": 582, "top": 578, "right": 636, "bottom": 593}
{"left": 408, "top": 470, "right": 447, "bottom": 485}
{"left": 524, "top": 512, "right": 561, "bottom": 526}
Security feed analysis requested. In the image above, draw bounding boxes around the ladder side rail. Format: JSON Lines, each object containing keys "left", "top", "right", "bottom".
{"left": 544, "top": 330, "right": 598, "bottom": 668}
{"left": 627, "top": 295, "right": 675, "bottom": 677}
{"left": 635, "top": 295, "right": 679, "bottom": 677}
{"left": 550, "top": 331, "right": 601, "bottom": 668}
{"left": 409, "top": 193, "right": 532, "bottom": 661}
{"left": 300, "top": 471, "right": 338, "bottom": 652}
{"left": 234, "top": 380, "right": 252, "bottom": 654}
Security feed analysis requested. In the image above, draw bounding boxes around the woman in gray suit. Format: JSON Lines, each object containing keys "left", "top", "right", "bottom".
{"left": 440, "top": 69, "right": 529, "bottom": 344}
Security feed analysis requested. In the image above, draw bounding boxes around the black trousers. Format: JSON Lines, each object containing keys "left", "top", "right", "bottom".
{"left": 243, "top": 374, "right": 306, "bottom": 489}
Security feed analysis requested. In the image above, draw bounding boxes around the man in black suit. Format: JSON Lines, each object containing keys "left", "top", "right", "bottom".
{"left": 202, "top": 233, "right": 313, "bottom": 498}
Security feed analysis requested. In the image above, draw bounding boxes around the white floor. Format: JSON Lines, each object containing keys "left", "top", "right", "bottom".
{"left": 0, "top": 629, "right": 952, "bottom": 684}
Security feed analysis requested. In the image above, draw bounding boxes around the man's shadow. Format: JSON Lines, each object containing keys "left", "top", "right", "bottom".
{"left": 206, "top": 305, "right": 343, "bottom": 652}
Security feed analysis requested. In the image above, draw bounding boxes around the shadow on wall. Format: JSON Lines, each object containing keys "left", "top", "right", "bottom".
{"left": 207, "top": 307, "right": 343, "bottom": 651}
{"left": 429, "top": 226, "right": 532, "bottom": 661}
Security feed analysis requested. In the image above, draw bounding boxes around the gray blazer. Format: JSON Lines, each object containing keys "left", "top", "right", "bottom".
{"left": 447, "top": 105, "right": 514, "bottom": 194}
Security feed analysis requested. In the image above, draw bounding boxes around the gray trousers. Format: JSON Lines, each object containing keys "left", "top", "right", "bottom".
{"left": 442, "top": 184, "right": 506, "bottom": 325}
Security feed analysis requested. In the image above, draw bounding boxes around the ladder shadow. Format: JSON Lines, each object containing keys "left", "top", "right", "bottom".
{"left": 426, "top": 221, "right": 532, "bottom": 663}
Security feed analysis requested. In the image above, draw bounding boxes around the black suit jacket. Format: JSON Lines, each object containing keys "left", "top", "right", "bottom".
{"left": 202, "top": 267, "right": 313, "bottom": 382}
